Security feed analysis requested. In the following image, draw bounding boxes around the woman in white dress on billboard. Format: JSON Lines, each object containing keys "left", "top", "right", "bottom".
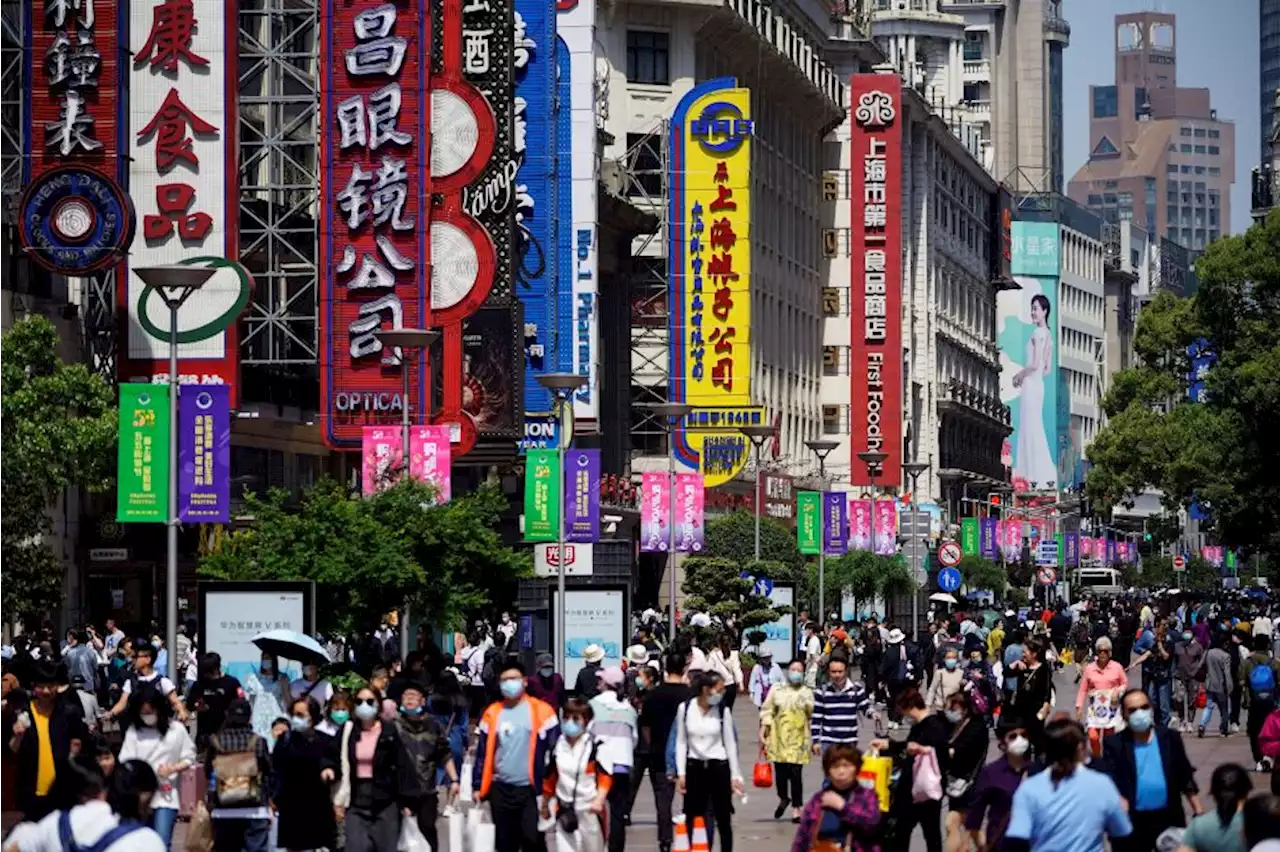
{"left": 1011, "top": 294, "right": 1057, "bottom": 490}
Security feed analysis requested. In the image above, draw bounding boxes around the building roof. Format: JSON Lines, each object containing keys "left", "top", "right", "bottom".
{"left": 1068, "top": 121, "right": 1174, "bottom": 186}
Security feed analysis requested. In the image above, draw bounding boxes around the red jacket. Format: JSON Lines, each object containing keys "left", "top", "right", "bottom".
{"left": 1259, "top": 708, "right": 1280, "bottom": 760}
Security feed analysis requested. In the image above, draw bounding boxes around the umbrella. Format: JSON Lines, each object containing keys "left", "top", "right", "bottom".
{"left": 251, "top": 629, "right": 330, "bottom": 666}
{"left": 929, "top": 593, "right": 958, "bottom": 605}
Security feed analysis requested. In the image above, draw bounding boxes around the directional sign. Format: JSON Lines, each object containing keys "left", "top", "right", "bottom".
{"left": 1172, "top": 554, "right": 1187, "bottom": 572}
{"left": 1035, "top": 540, "right": 1059, "bottom": 567}
{"left": 937, "top": 567, "right": 962, "bottom": 593}
{"left": 904, "top": 538, "right": 929, "bottom": 584}
{"left": 900, "top": 511, "right": 932, "bottom": 539}
{"left": 938, "top": 541, "right": 962, "bottom": 567}
{"left": 1037, "top": 567, "right": 1057, "bottom": 585}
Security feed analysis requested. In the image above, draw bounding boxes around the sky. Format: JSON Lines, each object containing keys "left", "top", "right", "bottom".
{"left": 1062, "top": 0, "right": 1260, "bottom": 234}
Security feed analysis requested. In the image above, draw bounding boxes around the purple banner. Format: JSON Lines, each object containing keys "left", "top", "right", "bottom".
{"left": 1105, "top": 537, "right": 1117, "bottom": 566}
{"left": 178, "top": 385, "right": 230, "bottom": 523}
{"left": 822, "top": 491, "right": 848, "bottom": 555}
{"left": 565, "top": 449, "right": 600, "bottom": 543}
{"left": 979, "top": 517, "right": 998, "bottom": 560}
{"left": 1065, "top": 532, "right": 1079, "bottom": 567}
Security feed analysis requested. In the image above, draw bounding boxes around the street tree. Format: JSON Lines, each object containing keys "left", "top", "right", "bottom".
{"left": 703, "top": 511, "right": 805, "bottom": 578}
{"left": 680, "top": 557, "right": 792, "bottom": 638}
{"left": 1, "top": 316, "right": 117, "bottom": 623}
{"left": 958, "top": 554, "right": 1008, "bottom": 595}
{"left": 199, "top": 479, "right": 530, "bottom": 634}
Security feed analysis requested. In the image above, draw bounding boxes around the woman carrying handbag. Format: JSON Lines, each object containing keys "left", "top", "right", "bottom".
{"left": 940, "top": 693, "right": 989, "bottom": 852}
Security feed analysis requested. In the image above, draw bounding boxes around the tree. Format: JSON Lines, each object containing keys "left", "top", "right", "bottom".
{"left": 958, "top": 554, "right": 1007, "bottom": 595}
{"left": 199, "top": 479, "right": 531, "bottom": 634}
{"left": 702, "top": 511, "right": 805, "bottom": 579}
{"left": 2, "top": 316, "right": 117, "bottom": 623}
{"left": 680, "top": 557, "right": 792, "bottom": 636}
{"left": 1085, "top": 211, "right": 1280, "bottom": 559}
{"left": 1129, "top": 555, "right": 1220, "bottom": 593}
{"left": 806, "top": 551, "right": 917, "bottom": 619}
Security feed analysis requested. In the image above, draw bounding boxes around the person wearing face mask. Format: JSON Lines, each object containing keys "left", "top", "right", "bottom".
{"left": 203, "top": 698, "right": 274, "bottom": 852}
{"left": 1098, "top": 688, "right": 1204, "bottom": 852}
{"left": 1075, "top": 636, "right": 1128, "bottom": 758}
{"left": 928, "top": 648, "right": 965, "bottom": 711}
{"left": 473, "top": 660, "right": 559, "bottom": 852}
{"left": 426, "top": 671, "right": 470, "bottom": 814}
{"left": 867, "top": 687, "right": 949, "bottom": 852}
{"left": 941, "top": 694, "right": 989, "bottom": 852}
{"left": 1175, "top": 628, "right": 1208, "bottom": 733}
{"left": 331, "top": 686, "right": 421, "bottom": 852}
{"left": 272, "top": 697, "right": 339, "bottom": 852}
{"left": 788, "top": 744, "right": 881, "bottom": 852}
{"left": 245, "top": 653, "right": 293, "bottom": 746}
{"left": 289, "top": 661, "right": 334, "bottom": 711}
{"left": 539, "top": 698, "right": 611, "bottom": 852}
{"left": 760, "top": 660, "right": 816, "bottom": 823}
{"left": 527, "top": 652, "right": 566, "bottom": 709}
{"left": 1131, "top": 618, "right": 1177, "bottom": 728}
{"left": 117, "top": 685, "right": 195, "bottom": 847}
{"left": 675, "top": 671, "right": 745, "bottom": 852}
{"left": 964, "top": 726, "right": 1034, "bottom": 852}
{"left": 320, "top": 690, "right": 353, "bottom": 847}
{"left": 394, "top": 682, "right": 460, "bottom": 852}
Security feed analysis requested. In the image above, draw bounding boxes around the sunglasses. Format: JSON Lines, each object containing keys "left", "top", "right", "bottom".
{"left": 355, "top": 698, "right": 378, "bottom": 707}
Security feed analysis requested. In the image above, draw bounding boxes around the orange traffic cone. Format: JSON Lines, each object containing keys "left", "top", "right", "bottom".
{"left": 691, "top": 817, "right": 710, "bottom": 852}
{"left": 672, "top": 816, "right": 691, "bottom": 852}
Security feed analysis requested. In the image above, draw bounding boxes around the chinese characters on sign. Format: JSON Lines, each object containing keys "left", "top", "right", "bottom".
{"left": 39, "top": 0, "right": 112, "bottom": 164}
{"left": 178, "top": 385, "right": 230, "bottom": 523}
{"left": 523, "top": 449, "right": 560, "bottom": 541}
{"left": 848, "top": 77, "right": 903, "bottom": 487}
{"left": 116, "top": 384, "right": 171, "bottom": 523}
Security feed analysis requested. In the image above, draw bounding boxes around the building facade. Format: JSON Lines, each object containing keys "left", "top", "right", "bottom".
{"left": 1067, "top": 11, "right": 1236, "bottom": 252}
{"left": 1263, "top": 0, "right": 1280, "bottom": 163}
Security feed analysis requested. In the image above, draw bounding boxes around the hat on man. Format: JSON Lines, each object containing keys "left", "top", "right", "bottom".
{"left": 886, "top": 629, "right": 905, "bottom": 644}
{"left": 626, "top": 644, "right": 649, "bottom": 666}
{"left": 582, "top": 644, "right": 605, "bottom": 664}
{"left": 535, "top": 652, "right": 554, "bottom": 669}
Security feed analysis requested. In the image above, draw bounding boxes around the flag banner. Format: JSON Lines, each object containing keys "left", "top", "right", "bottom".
{"left": 980, "top": 518, "right": 999, "bottom": 560}
{"left": 640, "top": 472, "right": 671, "bottom": 552}
{"left": 674, "top": 473, "right": 705, "bottom": 553}
{"left": 565, "top": 449, "right": 601, "bottom": 543}
{"left": 1065, "top": 532, "right": 1079, "bottom": 567}
{"left": 178, "top": 385, "right": 230, "bottom": 523}
{"left": 1056, "top": 533, "right": 1066, "bottom": 568}
{"left": 1226, "top": 550, "right": 1237, "bottom": 571}
{"left": 524, "top": 449, "right": 560, "bottom": 542}
{"left": 1080, "top": 535, "right": 1093, "bottom": 559}
{"left": 797, "top": 491, "right": 821, "bottom": 555}
{"left": 849, "top": 498, "right": 873, "bottom": 552}
{"left": 961, "top": 518, "right": 979, "bottom": 555}
{"left": 823, "top": 491, "right": 848, "bottom": 556}
{"left": 362, "top": 427, "right": 404, "bottom": 496}
{"left": 409, "top": 425, "right": 452, "bottom": 503}
{"left": 1105, "top": 537, "right": 1117, "bottom": 566}
{"left": 1001, "top": 518, "right": 1022, "bottom": 562}
{"left": 872, "top": 500, "right": 896, "bottom": 557}
{"left": 117, "top": 384, "right": 170, "bottom": 523}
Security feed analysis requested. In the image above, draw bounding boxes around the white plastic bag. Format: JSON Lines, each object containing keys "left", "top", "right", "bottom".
{"left": 448, "top": 809, "right": 465, "bottom": 852}
{"left": 467, "top": 804, "right": 496, "bottom": 852}
{"left": 398, "top": 817, "right": 431, "bottom": 852}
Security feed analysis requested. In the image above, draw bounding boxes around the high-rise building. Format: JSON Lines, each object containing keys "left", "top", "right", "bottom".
{"left": 1067, "top": 12, "right": 1236, "bottom": 251}
{"left": 1262, "top": 0, "right": 1280, "bottom": 162}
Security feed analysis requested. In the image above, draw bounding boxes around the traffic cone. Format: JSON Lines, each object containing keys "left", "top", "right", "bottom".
{"left": 672, "top": 816, "right": 690, "bottom": 852}
{"left": 691, "top": 817, "right": 710, "bottom": 852}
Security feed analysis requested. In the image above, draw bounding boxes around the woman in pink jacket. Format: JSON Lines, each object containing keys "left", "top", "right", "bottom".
{"left": 1075, "top": 636, "right": 1128, "bottom": 758}
{"left": 1259, "top": 705, "right": 1280, "bottom": 795}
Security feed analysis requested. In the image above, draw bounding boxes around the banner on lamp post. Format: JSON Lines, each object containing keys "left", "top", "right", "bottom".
{"left": 872, "top": 500, "right": 896, "bottom": 557}
{"left": 822, "top": 491, "right": 848, "bottom": 556}
{"left": 961, "top": 518, "right": 979, "bottom": 555}
{"left": 1104, "top": 537, "right": 1117, "bottom": 566}
{"left": 640, "top": 473, "right": 671, "bottom": 553}
{"left": 979, "top": 518, "right": 998, "bottom": 560}
{"left": 178, "top": 385, "right": 230, "bottom": 523}
{"left": 117, "top": 384, "right": 171, "bottom": 523}
{"left": 361, "top": 427, "right": 404, "bottom": 496}
{"left": 797, "top": 492, "right": 821, "bottom": 555}
{"left": 848, "top": 498, "right": 872, "bottom": 552}
{"left": 524, "top": 450, "right": 560, "bottom": 542}
{"left": 409, "top": 425, "right": 452, "bottom": 503}
{"left": 674, "top": 473, "right": 704, "bottom": 553}
{"left": 1065, "top": 532, "right": 1079, "bottom": 568}
{"left": 565, "top": 450, "right": 600, "bottom": 543}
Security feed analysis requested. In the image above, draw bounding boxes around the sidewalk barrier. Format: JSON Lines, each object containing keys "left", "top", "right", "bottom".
{"left": 672, "top": 815, "right": 690, "bottom": 852}
{"left": 690, "top": 816, "right": 710, "bottom": 852}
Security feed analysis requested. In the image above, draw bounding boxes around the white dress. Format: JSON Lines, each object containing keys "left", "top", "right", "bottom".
{"left": 1015, "top": 326, "right": 1057, "bottom": 489}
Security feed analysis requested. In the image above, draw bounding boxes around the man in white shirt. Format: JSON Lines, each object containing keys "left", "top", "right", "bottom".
{"left": 101, "top": 620, "right": 126, "bottom": 658}
{"left": 803, "top": 623, "right": 823, "bottom": 687}
{"left": 290, "top": 662, "right": 334, "bottom": 707}
{"left": 1253, "top": 611, "right": 1273, "bottom": 641}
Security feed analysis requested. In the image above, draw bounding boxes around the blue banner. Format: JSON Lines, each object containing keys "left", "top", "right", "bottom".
{"left": 1065, "top": 532, "right": 1079, "bottom": 568}
{"left": 979, "top": 517, "right": 999, "bottom": 560}
{"left": 822, "top": 491, "right": 848, "bottom": 556}
{"left": 1105, "top": 537, "right": 1117, "bottom": 566}
{"left": 564, "top": 449, "right": 600, "bottom": 542}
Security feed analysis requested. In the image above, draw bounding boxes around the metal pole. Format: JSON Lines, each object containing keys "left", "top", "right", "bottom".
{"left": 817, "top": 456, "right": 826, "bottom": 628}
{"left": 667, "top": 432, "right": 677, "bottom": 643}
{"left": 910, "top": 482, "right": 919, "bottom": 645}
{"left": 556, "top": 393, "right": 569, "bottom": 676}
{"left": 753, "top": 440, "right": 762, "bottom": 561}
{"left": 166, "top": 303, "right": 179, "bottom": 682}
{"left": 401, "top": 360, "right": 411, "bottom": 661}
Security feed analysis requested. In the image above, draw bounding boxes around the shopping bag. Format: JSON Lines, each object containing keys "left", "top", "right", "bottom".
{"left": 448, "top": 810, "right": 465, "bottom": 852}
{"left": 911, "top": 749, "right": 943, "bottom": 803}
{"left": 466, "top": 805, "right": 496, "bottom": 852}
{"left": 752, "top": 759, "right": 773, "bottom": 788}
{"left": 184, "top": 802, "right": 214, "bottom": 852}
{"left": 398, "top": 817, "right": 432, "bottom": 852}
{"left": 1195, "top": 686, "right": 1208, "bottom": 709}
{"left": 1060, "top": 649, "right": 1074, "bottom": 667}
{"left": 860, "top": 752, "right": 892, "bottom": 812}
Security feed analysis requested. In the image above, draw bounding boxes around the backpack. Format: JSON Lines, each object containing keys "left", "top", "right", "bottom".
{"left": 58, "top": 812, "right": 147, "bottom": 852}
{"left": 480, "top": 646, "right": 505, "bottom": 689}
{"left": 210, "top": 734, "right": 263, "bottom": 807}
{"left": 1249, "top": 661, "right": 1277, "bottom": 701}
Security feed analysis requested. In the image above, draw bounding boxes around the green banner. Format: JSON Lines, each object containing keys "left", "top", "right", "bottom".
{"left": 797, "top": 491, "right": 821, "bottom": 555}
{"left": 1226, "top": 550, "right": 1237, "bottom": 572}
{"left": 1056, "top": 533, "right": 1066, "bottom": 568}
{"left": 117, "top": 384, "right": 170, "bottom": 523}
{"left": 524, "top": 449, "right": 560, "bottom": 541}
{"left": 961, "top": 518, "right": 979, "bottom": 555}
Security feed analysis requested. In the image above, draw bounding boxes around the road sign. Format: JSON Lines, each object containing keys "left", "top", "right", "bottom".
{"left": 938, "top": 541, "right": 962, "bottom": 567}
{"left": 740, "top": 571, "right": 773, "bottom": 597}
{"left": 1173, "top": 554, "right": 1187, "bottom": 572}
{"left": 1037, "top": 567, "right": 1057, "bottom": 585}
{"left": 1035, "top": 540, "right": 1059, "bottom": 567}
{"left": 900, "top": 511, "right": 932, "bottom": 539}
{"left": 937, "top": 567, "right": 962, "bottom": 593}
{"left": 904, "top": 538, "right": 929, "bottom": 583}
{"left": 534, "top": 543, "right": 594, "bottom": 576}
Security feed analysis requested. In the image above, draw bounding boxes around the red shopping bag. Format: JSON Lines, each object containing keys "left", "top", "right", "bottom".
{"left": 1195, "top": 686, "right": 1208, "bottom": 709}
{"left": 752, "top": 759, "right": 773, "bottom": 789}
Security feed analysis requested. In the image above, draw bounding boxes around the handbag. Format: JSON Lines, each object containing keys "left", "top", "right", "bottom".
{"left": 753, "top": 753, "right": 774, "bottom": 788}
{"left": 184, "top": 802, "right": 214, "bottom": 852}
{"left": 911, "top": 748, "right": 943, "bottom": 803}
{"left": 398, "top": 818, "right": 431, "bottom": 852}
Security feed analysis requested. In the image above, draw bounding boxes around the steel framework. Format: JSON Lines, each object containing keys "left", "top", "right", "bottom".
{"left": 1, "top": 0, "right": 20, "bottom": 220}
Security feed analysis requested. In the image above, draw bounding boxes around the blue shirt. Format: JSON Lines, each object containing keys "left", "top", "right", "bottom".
{"left": 494, "top": 701, "right": 533, "bottom": 786}
{"left": 1133, "top": 735, "right": 1169, "bottom": 812}
{"left": 1006, "top": 765, "right": 1131, "bottom": 851}
{"left": 1004, "top": 644, "right": 1024, "bottom": 692}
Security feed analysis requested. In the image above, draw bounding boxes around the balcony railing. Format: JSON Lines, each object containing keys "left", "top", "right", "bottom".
{"left": 965, "top": 100, "right": 992, "bottom": 118}
{"left": 940, "top": 378, "right": 1012, "bottom": 426}
{"left": 963, "top": 59, "right": 990, "bottom": 77}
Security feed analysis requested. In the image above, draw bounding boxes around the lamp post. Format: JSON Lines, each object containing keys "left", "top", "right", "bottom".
{"left": 375, "top": 327, "right": 441, "bottom": 661}
{"left": 740, "top": 424, "right": 775, "bottom": 562}
{"left": 537, "top": 373, "right": 588, "bottom": 676}
{"left": 133, "top": 265, "right": 218, "bottom": 682}
{"left": 856, "top": 450, "right": 888, "bottom": 498}
{"left": 805, "top": 440, "right": 839, "bottom": 624}
{"left": 901, "top": 461, "right": 930, "bottom": 642}
{"left": 644, "top": 402, "right": 693, "bottom": 642}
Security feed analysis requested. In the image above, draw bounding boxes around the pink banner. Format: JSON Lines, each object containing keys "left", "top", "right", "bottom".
{"left": 848, "top": 497, "right": 873, "bottom": 552}
{"left": 408, "top": 425, "right": 452, "bottom": 503}
{"left": 1002, "top": 517, "right": 1022, "bottom": 562}
{"left": 674, "top": 473, "right": 704, "bottom": 553}
{"left": 640, "top": 472, "right": 670, "bottom": 553}
{"left": 872, "top": 499, "right": 896, "bottom": 556}
{"left": 1080, "top": 536, "right": 1094, "bottom": 558}
{"left": 1095, "top": 537, "right": 1106, "bottom": 559}
{"left": 361, "top": 426, "right": 403, "bottom": 496}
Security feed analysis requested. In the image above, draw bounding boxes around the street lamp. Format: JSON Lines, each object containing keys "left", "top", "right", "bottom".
{"left": 643, "top": 402, "right": 694, "bottom": 642}
{"left": 740, "top": 424, "right": 775, "bottom": 562}
{"left": 537, "top": 373, "right": 588, "bottom": 676}
{"left": 375, "top": 327, "right": 441, "bottom": 660}
{"left": 902, "top": 461, "right": 930, "bottom": 642}
{"left": 133, "top": 265, "right": 218, "bottom": 681}
{"left": 856, "top": 451, "right": 888, "bottom": 497}
{"left": 805, "top": 440, "right": 839, "bottom": 623}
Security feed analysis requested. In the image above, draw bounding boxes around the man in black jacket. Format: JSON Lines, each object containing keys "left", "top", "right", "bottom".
{"left": 7, "top": 659, "right": 88, "bottom": 820}
{"left": 1099, "top": 687, "right": 1204, "bottom": 852}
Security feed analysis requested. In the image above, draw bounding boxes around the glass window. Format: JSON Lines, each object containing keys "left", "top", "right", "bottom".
{"left": 1092, "top": 86, "right": 1118, "bottom": 118}
{"left": 1208, "top": 129, "right": 1220, "bottom": 139}
{"left": 1194, "top": 128, "right": 1206, "bottom": 138}
{"left": 1088, "top": 194, "right": 1104, "bottom": 206}
{"left": 1194, "top": 145, "right": 1206, "bottom": 154}
{"left": 1180, "top": 127, "right": 1192, "bottom": 137}
{"left": 626, "top": 31, "right": 670, "bottom": 84}
{"left": 1166, "top": 163, "right": 1178, "bottom": 173}
{"left": 963, "top": 83, "right": 980, "bottom": 102}
{"left": 1208, "top": 146, "right": 1219, "bottom": 155}
{"left": 1209, "top": 167, "right": 1221, "bottom": 176}
{"left": 1180, "top": 144, "right": 1192, "bottom": 153}
{"left": 1181, "top": 165, "right": 1192, "bottom": 173}
{"left": 1195, "top": 166, "right": 1206, "bottom": 175}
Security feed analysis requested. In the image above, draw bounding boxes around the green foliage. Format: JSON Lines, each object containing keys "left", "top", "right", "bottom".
{"left": 199, "top": 479, "right": 530, "bottom": 635}
{"left": 681, "top": 556, "right": 792, "bottom": 633}
{"left": 1128, "top": 555, "right": 1220, "bottom": 593}
{"left": 958, "top": 554, "right": 1007, "bottom": 594}
{"left": 703, "top": 511, "right": 805, "bottom": 578}
{"left": 1085, "top": 212, "right": 1280, "bottom": 560}
{"left": 1, "top": 316, "right": 117, "bottom": 623}
{"left": 807, "top": 551, "right": 917, "bottom": 618}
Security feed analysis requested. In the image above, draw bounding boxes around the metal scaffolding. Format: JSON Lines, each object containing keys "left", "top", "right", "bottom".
{"left": 1, "top": 0, "right": 21, "bottom": 220}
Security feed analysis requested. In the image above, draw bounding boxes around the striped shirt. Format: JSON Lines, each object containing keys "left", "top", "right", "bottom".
{"left": 588, "top": 691, "right": 638, "bottom": 772}
{"left": 811, "top": 679, "right": 872, "bottom": 746}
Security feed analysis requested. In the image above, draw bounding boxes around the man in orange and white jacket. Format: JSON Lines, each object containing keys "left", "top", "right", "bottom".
{"left": 474, "top": 658, "right": 560, "bottom": 852}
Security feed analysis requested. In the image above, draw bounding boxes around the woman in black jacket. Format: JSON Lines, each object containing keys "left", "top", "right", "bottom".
{"left": 870, "top": 686, "right": 950, "bottom": 852}
{"left": 1008, "top": 637, "right": 1054, "bottom": 756}
{"left": 332, "top": 685, "right": 422, "bottom": 852}
{"left": 941, "top": 692, "right": 991, "bottom": 852}
{"left": 273, "top": 696, "right": 340, "bottom": 852}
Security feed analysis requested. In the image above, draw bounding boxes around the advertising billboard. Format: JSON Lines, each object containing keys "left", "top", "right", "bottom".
{"left": 551, "top": 587, "right": 627, "bottom": 686}
{"left": 124, "top": 0, "right": 245, "bottom": 402}
{"left": 198, "top": 581, "right": 314, "bottom": 684}
{"left": 667, "top": 77, "right": 760, "bottom": 488}
{"left": 999, "top": 222, "right": 1061, "bottom": 493}
{"left": 848, "top": 75, "right": 903, "bottom": 488}
{"left": 557, "top": 0, "right": 598, "bottom": 423}
{"left": 461, "top": 306, "right": 524, "bottom": 438}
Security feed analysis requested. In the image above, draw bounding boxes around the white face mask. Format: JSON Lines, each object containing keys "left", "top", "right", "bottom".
{"left": 1007, "top": 736, "right": 1030, "bottom": 757}
{"left": 140, "top": 713, "right": 159, "bottom": 727}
